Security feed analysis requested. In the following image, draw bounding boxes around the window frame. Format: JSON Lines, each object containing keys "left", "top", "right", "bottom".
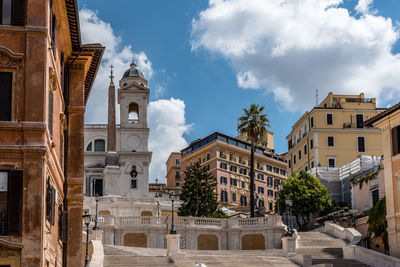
{"left": 356, "top": 114, "right": 364, "bottom": 129}
{"left": 326, "top": 113, "right": 333, "bottom": 125}
{"left": 328, "top": 157, "right": 336, "bottom": 168}
{"left": 327, "top": 136, "right": 335, "bottom": 147}
{"left": 357, "top": 136, "right": 366, "bottom": 153}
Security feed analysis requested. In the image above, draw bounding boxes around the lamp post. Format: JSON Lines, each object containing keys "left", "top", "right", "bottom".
{"left": 82, "top": 212, "right": 91, "bottom": 267}
{"left": 93, "top": 194, "right": 100, "bottom": 230}
{"left": 169, "top": 192, "right": 179, "bottom": 234}
{"left": 285, "top": 196, "right": 293, "bottom": 237}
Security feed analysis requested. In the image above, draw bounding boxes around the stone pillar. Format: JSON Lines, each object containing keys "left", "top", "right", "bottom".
{"left": 282, "top": 236, "right": 297, "bottom": 257}
{"left": 107, "top": 81, "right": 116, "bottom": 152}
{"left": 21, "top": 151, "right": 45, "bottom": 266}
{"left": 166, "top": 234, "right": 180, "bottom": 255}
{"left": 65, "top": 63, "right": 86, "bottom": 267}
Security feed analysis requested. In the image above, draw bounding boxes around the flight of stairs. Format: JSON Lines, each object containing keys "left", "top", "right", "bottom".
{"left": 297, "top": 229, "right": 371, "bottom": 267}
{"left": 103, "top": 245, "right": 174, "bottom": 267}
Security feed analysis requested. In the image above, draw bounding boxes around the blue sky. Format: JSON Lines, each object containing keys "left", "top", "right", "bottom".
{"left": 79, "top": 0, "right": 400, "bottom": 181}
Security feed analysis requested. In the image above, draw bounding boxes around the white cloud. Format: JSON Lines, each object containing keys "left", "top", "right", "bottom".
{"left": 355, "top": 0, "right": 373, "bottom": 14}
{"left": 191, "top": 0, "right": 400, "bottom": 111}
{"left": 148, "top": 98, "right": 191, "bottom": 182}
{"left": 80, "top": 8, "right": 190, "bottom": 182}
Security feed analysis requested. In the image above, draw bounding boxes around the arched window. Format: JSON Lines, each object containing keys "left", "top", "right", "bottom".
{"left": 86, "top": 142, "right": 92, "bottom": 152}
{"left": 94, "top": 139, "right": 105, "bottom": 152}
{"left": 128, "top": 102, "right": 139, "bottom": 123}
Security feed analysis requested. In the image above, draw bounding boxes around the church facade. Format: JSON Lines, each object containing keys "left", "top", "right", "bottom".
{"left": 84, "top": 62, "right": 152, "bottom": 197}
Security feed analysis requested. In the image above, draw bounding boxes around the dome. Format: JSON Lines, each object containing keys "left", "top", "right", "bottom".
{"left": 122, "top": 61, "right": 145, "bottom": 80}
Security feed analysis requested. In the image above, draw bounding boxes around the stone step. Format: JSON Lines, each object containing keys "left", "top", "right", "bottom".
{"left": 104, "top": 255, "right": 173, "bottom": 267}
{"left": 312, "top": 258, "right": 371, "bottom": 267}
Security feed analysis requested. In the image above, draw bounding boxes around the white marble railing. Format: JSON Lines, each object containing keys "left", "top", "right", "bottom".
{"left": 97, "top": 215, "right": 282, "bottom": 230}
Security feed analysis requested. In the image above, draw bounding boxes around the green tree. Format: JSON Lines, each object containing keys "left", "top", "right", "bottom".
{"left": 368, "top": 196, "right": 389, "bottom": 254}
{"left": 238, "top": 104, "right": 270, "bottom": 217}
{"left": 277, "top": 171, "right": 332, "bottom": 230}
{"left": 178, "top": 161, "right": 218, "bottom": 217}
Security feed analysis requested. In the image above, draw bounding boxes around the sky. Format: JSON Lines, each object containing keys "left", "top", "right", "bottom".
{"left": 78, "top": 0, "right": 400, "bottom": 182}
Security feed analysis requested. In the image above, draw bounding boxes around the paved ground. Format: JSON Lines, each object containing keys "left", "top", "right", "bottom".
{"left": 102, "top": 228, "right": 371, "bottom": 266}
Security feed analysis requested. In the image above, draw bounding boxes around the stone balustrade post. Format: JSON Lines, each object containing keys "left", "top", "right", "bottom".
{"left": 166, "top": 234, "right": 181, "bottom": 256}
{"left": 282, "top": 236, "right": 297, "bottom": 256}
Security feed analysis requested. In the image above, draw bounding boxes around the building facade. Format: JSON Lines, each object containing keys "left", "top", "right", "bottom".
{"left": 180, "top": 132, "right": 287, "bottom": 214}
{"left": 0, "top": 0, "right": 103, "bottom": 266}
{"left": 166, "top": 152, "right": 182, "bottom": 187}
{"left": 285, "top": 92, "right": 385, "bottom": 175}
{"left": 84, "top": 61, "right": 152, "bottom": 197}
{"left": 365, "top": 102, "right": 400, "bottom": 257}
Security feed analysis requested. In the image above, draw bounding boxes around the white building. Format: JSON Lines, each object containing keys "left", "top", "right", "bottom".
{"left": 84, "top": 61, "right": 152, "bottom": 197}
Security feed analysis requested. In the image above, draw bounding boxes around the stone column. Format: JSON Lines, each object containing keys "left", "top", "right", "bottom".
{"left": 107, "top": 81, "right": 116, "bottom": 152}
{"left": 65, "top": 63, "right": 86, "bottom": 267}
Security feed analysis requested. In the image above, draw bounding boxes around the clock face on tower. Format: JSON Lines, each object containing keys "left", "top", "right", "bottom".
{"left": 130, "top": 165, "right": 138, "bottom": 178}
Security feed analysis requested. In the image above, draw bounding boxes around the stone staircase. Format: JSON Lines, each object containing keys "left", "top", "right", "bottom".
{"left": 103, "top": 245, "right": 174, "bottom": 267}
{"left": 296, "top": 229, "right": 371, "bottom": 267}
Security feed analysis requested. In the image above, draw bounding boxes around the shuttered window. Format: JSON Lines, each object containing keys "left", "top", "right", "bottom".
{"left": 0, "top": 0, "right": 25, "bottom": 25}
{"left": 0, "top": 72, "right": 12, "bottom": 121}
{"left": 46, "top": 178, "right": 56, "bottom": 225}
{"left": 392, "top": 126, "right": 400, "bottom": 156}
{"left": 0, "top": 171, "right": 22, "bottom": 235}
{"left": 48, "top": 91, "right": 53, "bottom": 139}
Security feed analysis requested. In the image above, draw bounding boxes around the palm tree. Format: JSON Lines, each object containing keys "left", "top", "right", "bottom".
{"left": 238, "top": 104, "right": 270, "bottom": 217}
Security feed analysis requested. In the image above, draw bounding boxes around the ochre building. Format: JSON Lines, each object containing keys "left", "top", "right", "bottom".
{"left": 285, "top": 92, "right": 385, "bottom": 175}
{"left": 180, "top": 132, "right": 287, "bottom": 214}
{"left": 165, "top": 152, "right": 182, "bottom": 188}
{"left": 365, "top": 102, "right": 400, "bottom": 257}
{"left": 0, "top": 0, "right": 103, "bottom": 266}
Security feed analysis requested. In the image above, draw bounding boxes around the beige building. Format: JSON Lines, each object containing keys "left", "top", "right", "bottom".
{"left": 180, "top": 132, "right": 287, "bottom": 214}
{"left": 365, "top": 102, "right": 400, "bottom": 257}
{"left": 166, "top": 152, "right": 182, "bottom": 187}
{"left": 285, "top": 92, "right": 385, "bottom": 175}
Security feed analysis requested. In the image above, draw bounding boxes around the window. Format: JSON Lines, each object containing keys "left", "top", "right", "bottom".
{"left": 240, "top": 195, "right": 247, "bottom": 206}
{"left": 328, "top": 158, "right": 336, "bottom": 168}
{"left": 50, "top": 2, "right": 57, "bottom": 57}
{"left": 131, "top": 179, "right": 137, "bottom": 188}
{"left": 304, "top": 145, "right": 307, "bottom": 154}
{"left": 356, "top": 114, "right": 364, "bottom": 128}
{"left": 48, "top": 91, "right": 53, "bottom": 138}
{"left": 175, "top": 171, "right": 180, "bottom": 179}
{"left": 294, "top": 155, "right": 296, "bottom": 164}
{"left": 328, "top": 136, "right": 334, "bottom": 147}
{"left": 269, "top": 202, "right": 273, "bottom": 211}
{"left": 288, "top": 160, "right": 291, "bottom": 168}
{"left": 0, "top": 72, "right": 12, "bottom": 121}
{"left": 305, "top": 166, "right": 308, "bottom": 171}
{"left": 358, "top": 137, "right": 366, "bottom": 152}
{"left": 258, "top": 187, "right": 264, "bottom": 194}
{"left": 0, "top": 171, "right": 22, "bottom": 235}
{"left": 232, "top": 193, "right": 236, "bottom": 202}
{"left": 176, "top": 182, "right": 180, "bottom": 186}
{"left": 239, "top": 168, "right": 247, "bottom": 175}
{"left": 0, "top": 0, "right": 25, "bottom": 25}
{"left": 280, "top": 169, "right": 286, "bottom": 176}
{"left": 92, "top": 178, "right": 103, "bottom": 196}
{"left": 220, "top": 176, "right": 227, "bottom": 184}
{"left": 310, "top": 117, "right": 314, "bottom": 128}
{"left": 326, "top": 114, "right": 333, "bottom": 125}
{"left": 46, "top": 178, "right": 56, "bottom": 225}
{"left": 241, "top": 181, "right": 245, "bottom": 188}
{"left": 273, "top": 167, "right": 279, "bottom": 174}
{"left": 206, "top": 153, "right": 210, "bottom": 161}
{"left": 230, "top": 178, "right": 238, "bottom": 187}
{"left": 221, "top": 190, "right": 228, "bottom": 203}
{"left": 268, "top": 190, "right": 274, "bottom": 197}
{"left": 274, "top": 179, "right": 280, "bottom": 188}
{"left": 259, "top": 200, "right": 265, "bottom": 208}
{"left": 310, "top": 139, "right": 314, "bottom": 149}
{"left": 371, "top": 189, "right": 379, "bottom": 207}
{"left": 266, "top": 165, "right": 272, "bottom": 172}
{"left": 267, "top": 177, "right": 273, "bottom": 187}
{"left": 298, "top": 150, "right": 302, "bottom": 160}
{"left": 288, "top": 140, "right": 293, "bottom": 150}
{"left": 175, "top": 159, "right": 180, "bottom": 165}
{"left": 311, "top": 161, "right": 314, "bottom": 168}
{"left": 257, "top": 162, "right": 263, "bottom": 170}
{"left": 392, "top": 126, "right": 400, "bottom": 156}
{"left": 220, "top": 162, "right": 227, "bottom": 170}
{"left": 219, "top": 151, "right": 224, "bottom": 158}
{"left": 230, "top": 165, "right": 237, "bottom": 172}
{"left": 257, "top": 173, "right": 264, "bottom": 180}
{"left": 86, "top": 142, "right": 92, "bottom": 152}
{"left": 92, "top": 139, "right": 105, "bottom": 152}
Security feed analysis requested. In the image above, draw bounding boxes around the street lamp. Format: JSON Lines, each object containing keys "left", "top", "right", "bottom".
{"left": 169, "top": 192, "right": 179, "bottom": 234}
{"left": 93, "top": 194, "right": 100, "bottom": 230}
{"left": 285, "top": 196, "right": 293, "bottom": 237}
{"left": 82, "top": 212, "right": 91, "bottom": 267}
